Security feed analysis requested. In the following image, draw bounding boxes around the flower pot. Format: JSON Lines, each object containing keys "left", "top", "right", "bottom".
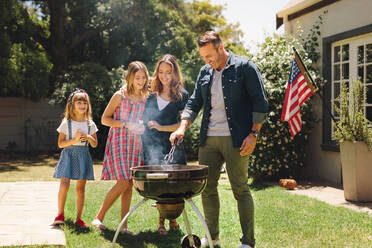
{"left": 340, "top": 141, "right": 372, "bottom": 202}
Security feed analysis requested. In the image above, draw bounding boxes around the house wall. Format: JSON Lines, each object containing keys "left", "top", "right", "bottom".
{"left": 283, "top": 0, "right": 372, "bottom": 184}
{"left": 0, "top": 97, "right": 63, "bottom": 153}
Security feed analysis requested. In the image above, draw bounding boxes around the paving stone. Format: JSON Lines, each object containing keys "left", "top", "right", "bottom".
{"left": 0, "top": 181, "right": 66, "bottom": 247}
{"left": 288, "top": 183, "right": 372, "bottom": 216}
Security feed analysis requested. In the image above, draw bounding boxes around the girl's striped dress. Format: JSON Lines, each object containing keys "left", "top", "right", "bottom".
{"left": 101, "top": 89, "right": 146, "bottom": 180}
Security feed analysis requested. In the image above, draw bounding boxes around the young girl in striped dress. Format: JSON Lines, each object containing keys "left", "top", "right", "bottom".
{"left": 91, "top": 61, "right": 149, "bottom": 234}
{"left": 53, "top": 89, "right": 98, "bottom": 227}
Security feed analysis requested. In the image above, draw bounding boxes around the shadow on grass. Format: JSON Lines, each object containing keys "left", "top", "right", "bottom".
{"left": 221, "top": 180, "right": 274, "bottom": 192}
{"left": 0, "top": 163, "right": 24, "bottom": 172}
{"left": 102, "top": 227, "right": 184, "bottom": 248}
{"left": 249, "top": 181, "right": 275, "bottom": 191}
{"left": 0, "top": 154, "right": 58, "bottom": 172}
{"left": 63, "top": 219, "right": 92, "bottom": 235}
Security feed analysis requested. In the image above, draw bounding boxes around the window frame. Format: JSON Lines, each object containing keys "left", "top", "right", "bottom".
{"left": 322, "top": 24, "right": 372, "bottom": 151}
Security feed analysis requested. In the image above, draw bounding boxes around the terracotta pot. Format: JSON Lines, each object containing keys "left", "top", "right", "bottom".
{"left": 340, "top": 141, "right": 372, "bottom": 202}
{"left": 279, "top": 179, "right": 297, "bottom": 190}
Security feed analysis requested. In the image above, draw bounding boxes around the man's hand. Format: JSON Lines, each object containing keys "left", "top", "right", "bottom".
{"left": 170, "top": 119, "right": 191, "bottom": 145}
{"left": 169, "top": 129, "right": 185, "bottom": 146}
{"left": 239, "top": 134, "right": 257, "bottom": 156}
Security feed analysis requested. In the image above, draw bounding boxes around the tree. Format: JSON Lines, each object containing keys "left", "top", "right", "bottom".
{"left": 0, "top": 0, "right": 52, "bottom": 99}
{"left": 3, "top": 0, "right": 245, "bottom": 96}
{"left": 0, "top": 1, "right": 13, "bottom": 95}
{"left": 186, "top": 0, "right": 247, "bottom": 55}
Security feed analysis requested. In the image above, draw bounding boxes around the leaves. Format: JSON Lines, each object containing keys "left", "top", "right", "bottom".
{"left": 249, "top": 34, "right": 319, "bottom": 180}
{"left": 332, "top": 81, "right": 372, "bottom": 151}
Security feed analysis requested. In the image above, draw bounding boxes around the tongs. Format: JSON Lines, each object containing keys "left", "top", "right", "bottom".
{"left": 162, "top": 138, "right": 182, "bottom": 165}
{"left": 163, "top": 145, "right": 176, "bottom": 165}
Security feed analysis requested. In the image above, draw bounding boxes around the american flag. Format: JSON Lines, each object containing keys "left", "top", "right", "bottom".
{"left": 281, "top": 54, "right": 316, "bottom": 137}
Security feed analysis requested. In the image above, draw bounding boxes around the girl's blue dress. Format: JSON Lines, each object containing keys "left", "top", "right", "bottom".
{"left": 53, "top": 120, "right": 94, "bottom": 180}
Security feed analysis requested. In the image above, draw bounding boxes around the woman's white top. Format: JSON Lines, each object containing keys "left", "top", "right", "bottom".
{"left": 157, "top": 95, "right": 170, "bottom": 111}
{"left": 57, "top": 119, "right": 98, "bottom": 146}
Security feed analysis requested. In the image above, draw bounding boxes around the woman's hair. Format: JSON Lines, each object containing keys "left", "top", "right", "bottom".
{"left": 64, "top": 89, "right": 92, "bottom": 121}
{"left": 197, "top": 30, "right": 222, "bottom": 50}
{"left": 124, "top": 61, "right": 149, "bottom": 97}
{"left": 151, "top": 54, "right": 183, "bottom": 101}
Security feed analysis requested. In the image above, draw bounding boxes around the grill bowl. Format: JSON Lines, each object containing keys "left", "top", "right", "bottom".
{"left": 131, "top": 165, "right": 208, "bottom": 202}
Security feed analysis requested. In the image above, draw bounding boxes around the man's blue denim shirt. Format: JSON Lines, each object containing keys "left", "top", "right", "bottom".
{"left": 181, "top": 51, "right": 269, "bottom": 148}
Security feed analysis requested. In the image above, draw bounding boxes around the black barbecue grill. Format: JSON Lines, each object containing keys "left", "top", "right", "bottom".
{"left": 112, "top": 164, "right": 213, "bottom": 248}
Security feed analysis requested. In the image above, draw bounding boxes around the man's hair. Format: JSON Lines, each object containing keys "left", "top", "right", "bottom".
{"left": 197, "top": 30, "right": 222, "bottom": 49}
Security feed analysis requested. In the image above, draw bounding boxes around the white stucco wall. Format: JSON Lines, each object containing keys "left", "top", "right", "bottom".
{"left": 281, "top": 0, "right": 372, "bottom": 184}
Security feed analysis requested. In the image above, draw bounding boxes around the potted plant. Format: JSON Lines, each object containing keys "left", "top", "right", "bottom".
{"left": 332, "top": 80, "right": 372, "bottom": 202}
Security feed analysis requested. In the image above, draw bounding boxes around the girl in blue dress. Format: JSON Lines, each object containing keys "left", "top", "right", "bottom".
{"left": 52, "top": 89, "right": 98, "bottom": 228}
{"left": 142, "top": 54, "right": 189, "bottom": 234}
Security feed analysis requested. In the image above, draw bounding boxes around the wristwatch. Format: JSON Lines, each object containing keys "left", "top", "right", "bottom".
{"left": 250, "top": 130, "right": 260, "bottom": 138}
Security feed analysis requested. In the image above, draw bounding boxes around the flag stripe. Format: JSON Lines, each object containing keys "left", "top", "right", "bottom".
{"left": 281, "top": 56, "right": 315, "bottom": 137}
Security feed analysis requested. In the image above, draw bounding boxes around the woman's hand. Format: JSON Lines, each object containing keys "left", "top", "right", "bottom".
{"left": 147, "top": 120, "right": 161, "bottom": 131}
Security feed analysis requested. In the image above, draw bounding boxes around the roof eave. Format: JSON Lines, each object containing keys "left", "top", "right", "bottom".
{"left": 276, "top": 0, "right": 335, "bottom": 29}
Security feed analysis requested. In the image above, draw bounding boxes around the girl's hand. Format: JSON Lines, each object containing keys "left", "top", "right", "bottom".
{"left": 126, "top": 122, "right": 145, "bottom": 135}
{"left": 80, "top": 133, "right": 88, "bottom": 142}
{"left": 74, "top": 129, "right": 82, "bottom": 141}
{"left": 147, "top": 121, "right": 161, "bottom": 131}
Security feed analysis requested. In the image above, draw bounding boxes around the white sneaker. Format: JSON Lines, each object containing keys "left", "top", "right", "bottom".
{"left": 200, "top": 237, "right": 221, "bottom": 247}
{"left": 238, "top": 244, "right": 252, "bottom": 248}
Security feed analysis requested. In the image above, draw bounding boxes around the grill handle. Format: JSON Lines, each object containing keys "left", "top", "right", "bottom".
{"left": 146, "top": 173, "right": 169, "bottom": 179}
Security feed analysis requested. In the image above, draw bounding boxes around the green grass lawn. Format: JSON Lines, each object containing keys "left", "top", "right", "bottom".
{"left": 1, "top": 155, "right": 372, "bottom": 247}
{"left": 0, "top": 154, "right": 103, "bottom": 182}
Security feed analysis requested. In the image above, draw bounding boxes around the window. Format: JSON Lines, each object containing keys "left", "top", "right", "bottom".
{"left": 322, "top": 24, "right": 372, "bottom": 151}
{"left": 331, "top": 43, "right": 349, "bottom": 135}
{"left": 355, "top": 37, "right": 372, "bottom": 122}
{"left": 331, "top": 34, "right": 372, "bottom": 137}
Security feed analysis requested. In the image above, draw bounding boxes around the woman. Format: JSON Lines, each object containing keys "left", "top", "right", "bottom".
{"left": 142, "top": 54, "right": 189, "bottom": 234}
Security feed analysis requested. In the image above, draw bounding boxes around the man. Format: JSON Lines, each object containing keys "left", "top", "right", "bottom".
{"left": 170, "top": 31, "right": 268, "bottom": 248}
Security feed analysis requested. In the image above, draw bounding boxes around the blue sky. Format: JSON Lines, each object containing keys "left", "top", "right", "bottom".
{"left": 210, "top": 0, "right": 291, "bottom": 52}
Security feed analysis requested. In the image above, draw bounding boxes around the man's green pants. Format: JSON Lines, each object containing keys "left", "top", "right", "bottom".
{"left": 199, "top": 136, "right": 255, "bottom": 247}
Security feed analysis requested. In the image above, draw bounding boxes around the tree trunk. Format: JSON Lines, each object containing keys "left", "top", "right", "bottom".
{"left": 48, "top": 0, "right": 68, "bottom": 79}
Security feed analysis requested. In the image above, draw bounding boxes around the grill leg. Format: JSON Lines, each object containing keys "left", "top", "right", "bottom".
{"left": 182, "top": 208, "right": 195, "bottom": 246}
{"left": 112, "top": 198, "right": 148, "bottom": 247}
{"left": 186, "top": 198, "right": 213, "bottom": 247}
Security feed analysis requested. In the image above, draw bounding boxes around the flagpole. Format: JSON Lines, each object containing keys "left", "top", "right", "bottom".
{"left": 292, "top": 47, "right": 320, "bottom": 91}
{"left": 292, "top": 46, "right": 338, "bottom": 125}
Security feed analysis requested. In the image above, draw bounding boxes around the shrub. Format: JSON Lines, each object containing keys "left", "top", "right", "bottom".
{"left": 184, "top": 112, "right": 202, "bottom": 161}
{"left": 332, "top": 80, "right": 372, "bottom": 150}
{"left": 249, "top": 35, "right": 318, "bottom": 180}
